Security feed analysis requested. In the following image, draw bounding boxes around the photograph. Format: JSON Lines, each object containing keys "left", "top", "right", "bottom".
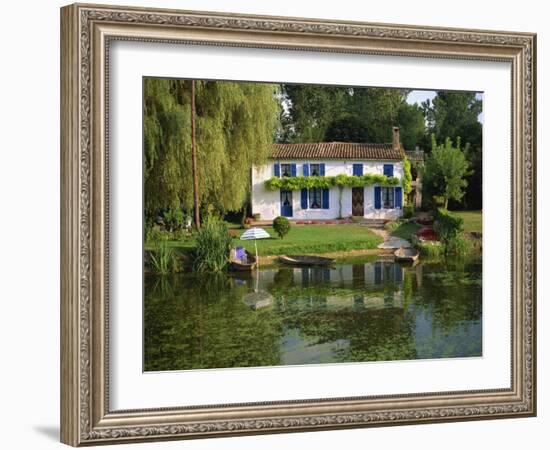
{"left": 142, "top": 79, "right": 483, "bottom": 372}
{"left": 56, "top": 2, "right": 537, "bottom": 446}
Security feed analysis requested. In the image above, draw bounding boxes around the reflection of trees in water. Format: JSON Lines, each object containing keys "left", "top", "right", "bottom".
{"left": 144, "top": 260, "right": 482, "bottom": 371}
{"left": 144, "top": 272, "right": 283, "bottom": 371}
{"left": 411, "top": 260, "right": 482, "bottom": 335}
{"left": 280, "top": 304, "right": 415, "bottom": 363}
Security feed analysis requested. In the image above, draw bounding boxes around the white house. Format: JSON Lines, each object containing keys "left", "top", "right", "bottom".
{"left": 252, "top": 127, "right": 406, "bottom": 221}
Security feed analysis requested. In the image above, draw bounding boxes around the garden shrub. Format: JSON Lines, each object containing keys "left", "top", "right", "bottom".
{"left": 384, "top": 220, "right": 404, "bottom": 232}
{"left": 434, "top": 208, "right": 464, "bottom": 243}
{"left": 146, "top": 226, "right": 171, "bottom": 243}
{"left": 403, "top": 205, "right": 414, "bottom": 219}
{"left": 444, "top": 235, "right": 472, "bottom": 256}
{"left": 273, "top": 216, "right": 291, "bottom": 239}
{"left": 413, "top": 239, "right": 444, "bottom": 258}
{"left": 433, "top": 209, "right": 471, "bottom": 256}
{"left": 193, "top": 217, "right": 233, "bottom": 272}
{"left": 162, "top": 208, "right": 186, "bottom": 232}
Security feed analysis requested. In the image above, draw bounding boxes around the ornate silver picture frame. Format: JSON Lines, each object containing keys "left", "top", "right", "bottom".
{"left": 60, "top": 3, "right": 536, "bottom": 446}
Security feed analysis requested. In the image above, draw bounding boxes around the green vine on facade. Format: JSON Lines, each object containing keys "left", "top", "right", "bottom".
{"left": 402, "top": 156, "right": 413, "bottom": 197}
{"left": 264, "top": 174, "right": 399, "bottom": 191}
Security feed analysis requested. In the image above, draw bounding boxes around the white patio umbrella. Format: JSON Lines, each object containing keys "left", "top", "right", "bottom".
{"left": 240, "top": 227, "right": 272, "bottom": 306}
{"left": 240, "top": 227, "right": 270, "bottom": 264}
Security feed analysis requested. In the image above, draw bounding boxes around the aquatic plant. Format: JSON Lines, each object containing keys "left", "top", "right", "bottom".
{"left": 149, "top": 243, "right": 180, "bottom": 274}
{"left": 193, "top": 217, "right": 233, "bottom": 272}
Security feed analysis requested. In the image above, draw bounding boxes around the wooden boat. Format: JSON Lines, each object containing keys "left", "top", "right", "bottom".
{"left": 394, "top": 247, "right": 419, "bottom": 263}
{"left": 278, "top": 255, "right": 335, "bottom": 266}
{"left": 229, "top": 248, "right": 257, "bottom": 271}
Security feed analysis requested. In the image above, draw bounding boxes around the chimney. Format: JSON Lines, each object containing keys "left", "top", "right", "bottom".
{"left": 392, "top": 126, "right": 400, "bottom": 151}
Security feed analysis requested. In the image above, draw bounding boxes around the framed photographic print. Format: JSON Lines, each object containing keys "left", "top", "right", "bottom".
{"left": 60, "top": 3, "right": 537, "bottom": 446}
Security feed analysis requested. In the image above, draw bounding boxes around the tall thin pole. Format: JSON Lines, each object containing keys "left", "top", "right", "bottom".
{"left": 191, "top": 80, "right": 200, "bottom": 229}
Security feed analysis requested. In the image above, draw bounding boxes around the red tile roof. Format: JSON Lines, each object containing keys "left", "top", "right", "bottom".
{"left": 271, "top": 142, "right": 405, "bottom": 160}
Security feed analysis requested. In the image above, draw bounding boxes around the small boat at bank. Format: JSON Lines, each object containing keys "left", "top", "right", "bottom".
{"left": 229, "top": 247, "right": 257, "bottom": 271}
{"left": 278, "top": 255, "right": 335, "bottom": 266}
{"left": 394, "top": 247, "right": 419, "bottom": 263}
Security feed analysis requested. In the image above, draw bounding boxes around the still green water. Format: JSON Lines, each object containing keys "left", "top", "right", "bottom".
{"left": 144, "top": 258, "right": 482, "bottom": 371}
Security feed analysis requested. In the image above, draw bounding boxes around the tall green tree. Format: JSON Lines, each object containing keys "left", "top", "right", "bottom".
{"left": 396, "top": 102, "right": 426, "bottom": 150}
{"left": 346, "top": 87, "right": 407, "bottom": 143}
{"left": 280, "top": 84, "right": 349, "bottom": 142}
{"left": 143, "top": 79, "right": 280, "bottom": 220}
{"left": 281, "top": 85, "right": 425, "bottom": 149}
{"left": 423, "top": 135, "right": 472, "bottom": 209}
{"left": 422, "top": 92, "right": 482, "bottom": 209}
{"left": 324, "top": 113, "right": 369, "bottom": 142}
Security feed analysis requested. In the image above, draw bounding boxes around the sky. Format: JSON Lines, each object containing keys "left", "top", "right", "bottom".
{"left": 406, "top": 90, "right": 436, "bottom": 106}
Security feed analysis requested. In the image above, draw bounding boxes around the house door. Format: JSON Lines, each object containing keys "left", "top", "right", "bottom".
{"left": 352, "top": 187, "right": 364, "bottom": 216}
{"left": 280, "top": 189, "right": 293, "bottom": 217}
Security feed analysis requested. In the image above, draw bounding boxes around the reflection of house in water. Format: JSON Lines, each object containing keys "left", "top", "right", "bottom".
{"left": 261, "top": 262, "right": 405, "bottom": 310}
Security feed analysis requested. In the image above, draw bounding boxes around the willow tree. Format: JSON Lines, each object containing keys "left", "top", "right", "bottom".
{"left": 144, "top": 78, "right": 280, "bottom": 222}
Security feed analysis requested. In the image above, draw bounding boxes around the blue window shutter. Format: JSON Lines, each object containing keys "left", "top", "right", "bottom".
{"left": 322, "top": 188, "right": 330, "bottom": 209}
{"left": 320, "top": 163, "right": 326, "bottom": 176}
{"left": 291, "top": 163, "right": 297, "bottom": 177}
{"left": 274, "top": 163, "right": 280, "bottom": 177}
{"left": 383, "top": 164, "right": 394, "bottom": 177}
{"left": 353, "top": 164, "right": 363, "bottom": 176}
{"left": 395, "top": 187, "right": 403, "bottom": 209}
{"left": 374, "top": 186, "right": 382, "bottom": 209}
{"left": 301, "top": 188, "right": 308, "bottom": 209}
{"left": 303, "top": 163, "right": 309, "bottom": 176}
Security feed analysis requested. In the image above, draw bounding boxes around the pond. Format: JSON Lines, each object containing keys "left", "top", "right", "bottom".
{"left": 144, "top": 258, "right": 482, "bottom": 372}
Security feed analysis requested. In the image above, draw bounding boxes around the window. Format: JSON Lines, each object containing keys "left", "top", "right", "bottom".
{"left": 381, "top": 187, "right": 394, "bottom": 208}
{"left": 310, "top": 163, "right": 321, "bottom": 176}
{"left": 281, "top": 163, "right": 292, "bottom": 177}
{"left": 309, "top": 188, "right": 323, "bottom": 209}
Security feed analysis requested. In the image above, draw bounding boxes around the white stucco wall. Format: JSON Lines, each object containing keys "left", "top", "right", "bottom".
{"left": 251, "top": 159, "right": 404, "bottom": 220}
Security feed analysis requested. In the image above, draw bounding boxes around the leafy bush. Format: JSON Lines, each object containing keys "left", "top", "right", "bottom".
{"left": 434, "top": 208, "right": 464, "bottom": 244}
{"left": 146, "top": 226, "right": 170, "bottom": 243}
{"left": 413, "top": 238, "right": 444, "bottom": 257}
{"left": 433, "top": 209, "right": 472, "bottom": 256}
{"left": 193, "top": 217, "right": 233, "bottom": 272}
{"left": 444, "top": 235, "right": 472, "bottom": 256}
{"left": 149, "top": 243, "right": 180, "bottom": 274}
{"left": 162, "top": 208, "right": 186, "bottom": 232}
{"left": 273, "top": 216, "right": 291, "bottom": 239}
{"left": 384, "top": 220, "right": 404, "bottom": 232}
{"left": 402, "top": 205, "right": 414, "bottom": 219}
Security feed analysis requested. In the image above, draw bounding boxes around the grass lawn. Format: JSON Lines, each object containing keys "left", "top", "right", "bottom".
{"left": 452, "top": 210, "right": 482, "bottom": 233}
{"left": 391, "top": 222, "right": 421, "bottom": 241}
{"left": 147, "top": 224, "right": 383, "bottom": 257}
{"left": 238, "top": 225, "right": 383, "bottom": 256}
